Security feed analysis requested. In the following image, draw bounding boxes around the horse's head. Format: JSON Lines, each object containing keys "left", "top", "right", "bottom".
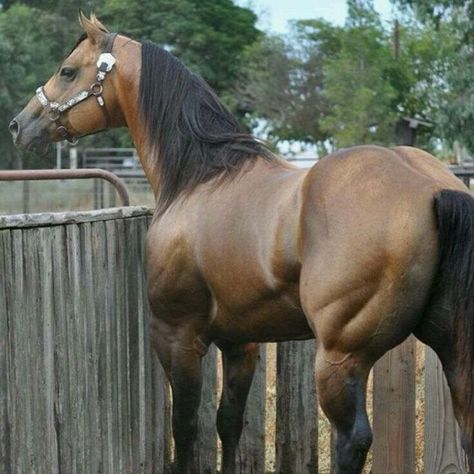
{"left": 9, "top": 13, "right": 124, "bottom": 153}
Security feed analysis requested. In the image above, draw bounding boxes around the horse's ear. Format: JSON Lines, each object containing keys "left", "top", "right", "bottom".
{"left": 78, "top": 12, "right": 109, "bottom": 46}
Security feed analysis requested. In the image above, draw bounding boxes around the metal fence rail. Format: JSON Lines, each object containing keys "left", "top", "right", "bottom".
{"left": 0, "top": 168, "right": 130, "bottom": 207}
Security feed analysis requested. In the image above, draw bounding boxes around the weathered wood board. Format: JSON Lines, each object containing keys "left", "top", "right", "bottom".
{"left": 372, "top": 337, "right": 417, "bottom": 474}
{"left": 424, "top": 347, "right": 468, "bottom": 473}
{"left": 275, "top": 340, "right": 318, "bottom": 474}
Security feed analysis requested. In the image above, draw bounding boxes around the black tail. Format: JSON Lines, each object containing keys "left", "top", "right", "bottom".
{"left": 434, "top": 189, "right": 474, "bottom": 465}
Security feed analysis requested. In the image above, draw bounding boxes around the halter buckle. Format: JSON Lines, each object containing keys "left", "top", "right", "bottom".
{"left": 90, "top": 82, "right": 103, "bottom": 96}
{"left": 47, "top": 107, "right": 61, "bottom": 122}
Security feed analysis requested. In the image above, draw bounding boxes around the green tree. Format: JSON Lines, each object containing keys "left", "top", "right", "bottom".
{"left": 322, "top": 4, "right": 455, "bottom": 149}
{"left": 237, "top": 18, "right": 354, "bottom": 153}
{"left": 237, "top": 28, "right": 330, "bottom": 151}
{"left": 100, "top": 0, "right": 261, "bottom": 95}
{"left": 241, "top": 0, "right": 450, "bottom": 150}
{"left": 320, "top": 2, "right": 398, "bottom": 147}
{"left": 0, "top": 4, "right": 76, "bottom": 168}
{"left": 395, "top": 0, "right": 474, "bottom": 151}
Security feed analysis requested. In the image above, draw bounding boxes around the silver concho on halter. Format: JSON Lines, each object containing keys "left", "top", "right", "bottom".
{"left": 97, "top": 53, "right": 116, "bottom": 73}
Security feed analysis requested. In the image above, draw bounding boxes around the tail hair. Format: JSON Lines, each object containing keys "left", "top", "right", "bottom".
{"left": 434, "top": 189, "right": 474, "bottom": 465}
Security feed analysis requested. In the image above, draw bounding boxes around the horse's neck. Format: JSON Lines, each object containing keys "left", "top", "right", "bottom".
{"left": 113, "top": 38, "right": 296, "bottom": 201}
{"left": 112, "top": 39, "right": 161, "bottom": 196}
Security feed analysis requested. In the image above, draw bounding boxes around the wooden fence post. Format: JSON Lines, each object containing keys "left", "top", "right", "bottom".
{"left": 275, "top": 340, "right": 318, "bottom": 473}
{"left": 372, "top": 336, "right": 416, "bottom": 474}
{"left": 193, "top": 346, "right": 218, "bottom": 473}
{"left": 424, "top": 347, "right": 468, "bottom": 472}
{"left": 0, "top": 231, "right": 9, "bottom": 473}
{"left": 235, "top": 344, "right": 267, "bottom": 474}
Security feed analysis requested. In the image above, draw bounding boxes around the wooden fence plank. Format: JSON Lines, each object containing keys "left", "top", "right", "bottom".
{"left": 372, "top": 337, "right": 416, "bottom": 474}
{"left": 0, "top": 231, "right": 12, "bottom": 473}
{"left": 236, "top": 344, "right": 267, "bottom": 474}
{"left": 115, "top": 218, "right": 132, "bottom": 472}
{"left": 66, "top": 223, "right": 89, "bottom": 473}
{"left": 193, "top": 345, "right": 218, "bottom": 473}
{"left": 275, "top": 340, "right": 318, "bottom": 474}
{"left": 51, "top": 224, "right": 74, "bottom": 473}
{"left": 424, "top": 347, "right": 468, "bottom": 473}
{"left": 78, "top": 222, "right": 102, "bottom": 473}
{"left": 10, "top": 229, "right": 31, "bottom": 474}
{"left": 104, "top": 219, "right": 124, "bottom": 472}
{"left": 36, "top": 227, "right": 59, "bottom": 474}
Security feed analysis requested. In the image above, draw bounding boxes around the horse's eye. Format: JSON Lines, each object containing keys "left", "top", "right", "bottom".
{"left": 60, "top": 67, "right": 76, "bottom": 80}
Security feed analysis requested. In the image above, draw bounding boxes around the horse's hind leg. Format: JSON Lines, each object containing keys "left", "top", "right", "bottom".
{"left": 215, "top": 340, "right": 259, "bottom": 474}
{"left": 316, "top": 348, "right": 372, "bottom": 473}
{"left": 301, "top": 256, "right": 431, "bottom": 472}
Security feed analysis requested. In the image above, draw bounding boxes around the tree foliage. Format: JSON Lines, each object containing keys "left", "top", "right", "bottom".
{"left": 320, "top": 3, "right": 398, "bottom": 148}
{"left": 140, "top": 0, "right": 467, "bottom": 152}
{"left": 0, "top": 4, "right": 76, "bottom": 167}
{"left": 240, "top": 0, "right": 449, "bottom": 149}
{"left": 100, "top": 0, "right": 261, "bottom": 94}
{"left": 237, "top": 28, "right": 329, "bottom": 149}
{"left": 395, "top": 0, "right": 474, "bottom": 151}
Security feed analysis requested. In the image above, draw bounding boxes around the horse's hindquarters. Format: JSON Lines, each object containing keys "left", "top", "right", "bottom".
{"left": 299, "top": 151, "right": 441, "bottom": 359}
{"left": 297, "top": 146, "right": 450, "bottom": 473}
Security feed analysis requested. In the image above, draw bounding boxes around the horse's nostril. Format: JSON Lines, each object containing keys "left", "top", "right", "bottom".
{"left": 8, "top": 119, "right": 19, "bottom": 137}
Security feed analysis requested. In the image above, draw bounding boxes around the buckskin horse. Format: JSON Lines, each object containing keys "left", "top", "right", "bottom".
{"left": 9, "top": 14, "right": 474, "bottom": 473}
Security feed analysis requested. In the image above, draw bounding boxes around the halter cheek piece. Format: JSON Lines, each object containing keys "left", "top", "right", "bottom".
{"left": 35, "top": 33, "right": 117, "bottom": 144}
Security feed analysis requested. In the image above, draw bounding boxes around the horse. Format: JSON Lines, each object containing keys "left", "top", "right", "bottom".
{"left": 9, "top": 14, "right": 474, "bottom": 473}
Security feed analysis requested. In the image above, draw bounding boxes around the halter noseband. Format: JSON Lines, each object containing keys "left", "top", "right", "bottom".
{"left": 35, "top": 33, "right": 117, "bottom": 144}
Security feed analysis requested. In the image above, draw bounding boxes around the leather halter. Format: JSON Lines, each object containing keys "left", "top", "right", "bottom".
{"left": 35, "top": 33, "right": 117, "bottom": 144}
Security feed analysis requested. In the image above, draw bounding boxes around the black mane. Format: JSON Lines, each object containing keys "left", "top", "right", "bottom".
{"left": 138, "top": 41, "right": 276, "bottom": 212}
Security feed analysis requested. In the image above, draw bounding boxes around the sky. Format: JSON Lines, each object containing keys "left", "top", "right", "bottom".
{"left": 237, "top": 0, "right": 395, "bottom": 34}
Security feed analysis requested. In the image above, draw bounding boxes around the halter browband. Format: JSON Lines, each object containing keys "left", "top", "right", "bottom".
{"left": 35, "top": 33, "right": 117, "bottom": 144}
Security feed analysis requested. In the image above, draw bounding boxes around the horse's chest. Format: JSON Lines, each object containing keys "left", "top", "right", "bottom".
{"left": 146, "top": 224, "right": 210, "bottom": 316}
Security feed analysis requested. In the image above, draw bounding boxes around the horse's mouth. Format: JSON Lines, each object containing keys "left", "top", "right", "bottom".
{"left": 25, "top": 136, "right": 51, "bottom": 155}
{"left": 13, "top": 133, "right": 51, "bottom": 156}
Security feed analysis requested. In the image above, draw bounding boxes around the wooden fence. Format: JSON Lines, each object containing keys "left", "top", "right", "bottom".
{"left": 0, "top": 207, "right": 468, "bottom": 473}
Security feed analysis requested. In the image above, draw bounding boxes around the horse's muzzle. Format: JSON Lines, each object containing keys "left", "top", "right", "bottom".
{"left": 9, "top": 112, "right": 50, "bottom": 155}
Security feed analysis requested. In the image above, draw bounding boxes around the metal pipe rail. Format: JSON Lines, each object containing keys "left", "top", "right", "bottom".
{"left": 0, "top": 168, "right": 130, "bottom": 206}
